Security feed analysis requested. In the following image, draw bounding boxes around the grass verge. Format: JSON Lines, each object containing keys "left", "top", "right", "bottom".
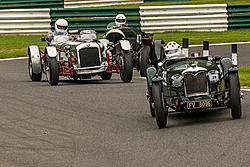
{"left": 0, "top": 35, "right": 46, "bottom": 58}
{"left": 153, "top": 30, "right": 250, "bottom": 45}
{"left": 2, "top": 30, "right": 250, "bottom": 58}
{"left": 239, "top": 66, "right": 250, "bottom": 88}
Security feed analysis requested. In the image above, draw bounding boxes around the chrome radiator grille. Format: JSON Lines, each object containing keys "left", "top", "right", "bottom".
{"left": 79, "top": 48, "right": 100, "bottom": 67}
{"left": 183, "top": 71, "right": 208, "bottom": 97}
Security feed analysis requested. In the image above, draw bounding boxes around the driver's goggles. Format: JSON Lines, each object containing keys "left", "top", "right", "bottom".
{"left": 166, "top": 49, "right": 178, "bottom": 54}
{"left": 57, "top": 25, "right": 68, "bottom": 30}
{"left": 116, "top": 19, "right": 125, "bottom": 23}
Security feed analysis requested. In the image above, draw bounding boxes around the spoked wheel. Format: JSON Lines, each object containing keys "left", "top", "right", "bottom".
{"left": 139, "top": 45, "right": 151, "bottom": 77}
{"left": 45, "top": 57, "right": 59, "bottom": 86}
{"left": 28, "top": 56, "right": 42, "bottom": 81}
{"left": 229, "top": 72, "right": 242, "bottom": 119}
{"left": 152, "top": 82, "right": 167, "bottom": 128}
{"left": 119, "top": 50, "right": 133, "bottom": 83}
{"left": 101, "top": 72, "right": 112, "bottom": 80}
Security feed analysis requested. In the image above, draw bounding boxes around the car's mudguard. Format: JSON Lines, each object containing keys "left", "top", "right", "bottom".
{"left": 221, "top": 58, "right": 232, "bottom": 79}
{"left": 146, "top": 67, "right": 157, "bottom": 88}
{"left": 28, "top": 45, "right": 42, "bottom": 74}
{"left": 229, "top": 66, "right": 239, "bottom": 73}
{"left": 119, "top": 40, "right": 131, "bottom": 51}
{"left": 45, "top": 46, "right": 57, "bottom": 58}
{"left": 153, "top": 40, "right": 165, "bottom": 60}
{"left": 152, "top": 77, "right": 163, "bottom": 82}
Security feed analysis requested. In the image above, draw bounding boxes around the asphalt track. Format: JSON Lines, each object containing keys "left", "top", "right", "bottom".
{"left": 0, "top": 44, "right": 249, "bottom": 167}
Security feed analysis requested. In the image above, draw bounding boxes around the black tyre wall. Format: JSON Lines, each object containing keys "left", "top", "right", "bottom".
{"left": 139, "top": 45, "right": 151, "bottom": 77}
{"left": 152, "top": 82, "right": 167, "bottom": 128}
{"left": 47, "top": 57, "right": 59, "bottom": 86}
{"left": 120, "top": 50, "right": 133, "bottom": 83}
{"left": 229, "top": 72, "right": 242, "bottom": 119}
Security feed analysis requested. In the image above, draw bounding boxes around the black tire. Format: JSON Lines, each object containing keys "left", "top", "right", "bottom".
{"left": 148, "top": 88, "right": 155, "bottom": 117}
{"left": 28, "top": 56, "right": 42, "bottom": 81}
{"left": 120, "top": 50, "right": 133, "bottom": 83}
{"left": 45, "top": 57, "right": 59, "bottom": 86}
{"left": 139, "top": 45, "right": 151, "bottom": 77}
{"left": 101, "top": 72, "right": 112, "bottom": 80}
{"left": 229, "top": 72, "right": 242, "bottom": 119}
{"left": 152, "top": 82, "right": 167, "bottom": 128}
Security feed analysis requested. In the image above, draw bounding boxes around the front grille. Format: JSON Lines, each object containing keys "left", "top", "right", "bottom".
{"left": 79, "top": 48, "right": 100, "bottom": 67}
{"left": 184, "top": 71, "right": 208, "bottom": 97}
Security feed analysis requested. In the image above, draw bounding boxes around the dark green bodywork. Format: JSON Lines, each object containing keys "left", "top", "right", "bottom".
{"left": 105, "top": 26, "right": 153, "bottom": 57}
{"left": 147, "top": 56, "right": 235, "bottom": 112}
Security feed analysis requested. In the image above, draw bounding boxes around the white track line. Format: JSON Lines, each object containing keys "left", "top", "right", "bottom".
{"left": 241, "top": 89, "right": 250, "bottom": 92}
{"left": 0, "top": 57, "right": 28, "bottom": 61}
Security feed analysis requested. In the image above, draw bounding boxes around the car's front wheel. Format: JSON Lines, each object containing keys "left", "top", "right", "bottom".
{"left": 229, "top": 72, "right": 242, "bottom": 119}
{"left": 28, "top": 56, "right": 42, "bottom": 81}
{"left": 119, "top": 50, "right": 133, "bottom": 83}
{"left": 45, "top": 57, "right": 59, "bottom": 86}
{"left": 152, "top": 82, "right": 167, "bottom": 128}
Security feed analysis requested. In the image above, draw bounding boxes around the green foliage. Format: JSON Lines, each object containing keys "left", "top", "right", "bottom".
{"left": 239, "top": 66, "right": 250, "bottom": 87}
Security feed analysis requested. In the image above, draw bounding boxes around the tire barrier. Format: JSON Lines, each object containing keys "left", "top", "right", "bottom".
{"left": 0, "top": 8, "right": 51, "bottom": 34}
{"left": 1, "top": 3, "right": 250, "bottom": 34}
{"left": 50, "top": 7, "right": 141, "bottom": 32}
{"left": 140, "top": 4, "right": 228, "bottom": 33}
{"left": 0, "top": 0, "right": 63, "bottom": 9}
{"left": 227, "top": 3, "right": 250, "bottom": 30}
{"left": 64, "top": 0, "right": 143, "bottom": 8}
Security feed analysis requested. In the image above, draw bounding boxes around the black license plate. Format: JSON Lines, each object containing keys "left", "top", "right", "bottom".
{"left": 187, "top": 100, "right": 212, "bottom": 109}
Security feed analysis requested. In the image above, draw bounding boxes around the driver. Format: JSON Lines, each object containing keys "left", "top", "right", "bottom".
{"left": 107, "top": 14, "right": 128, "bottom": 30}
{"left": 115, "top": 14, "right": 127, "bottom": 27}
{"left": 164, "top": 41, "right": 182, "bottom": 59}
{"left": 47, "top": 19, "right": 69, "bottom": 44}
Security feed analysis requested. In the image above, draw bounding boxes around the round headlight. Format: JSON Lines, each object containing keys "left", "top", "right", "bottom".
{"left": 158, "top": 62, "right": 164, "bottom": 69}
{"left": 208, "top": 70, "right": 219, "bottom": 83}
{"left": 171, "top": 74, "right": 184, "bottom": 88}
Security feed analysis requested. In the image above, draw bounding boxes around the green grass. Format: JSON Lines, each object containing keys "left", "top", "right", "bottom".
{"left": 0, "top": 35, "right": 46, "bottom": 58}
{"left": 239, "top": 66, "right": 250, "bottom": 88}
{"left": 113, "top": 0, "right": 250, "bottom": 7}
{"left": 3, "top": 29, "right": 250, "bottom": 58}
{"left": 153, "top": 30, "right": 250, "bottom": 45}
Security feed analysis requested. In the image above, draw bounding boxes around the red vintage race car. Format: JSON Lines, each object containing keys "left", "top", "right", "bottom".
{"left": 28, "top": 30, "right": 133, "bottom": 85}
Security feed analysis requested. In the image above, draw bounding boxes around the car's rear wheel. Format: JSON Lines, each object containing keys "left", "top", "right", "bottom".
{"left": 229, "top": 72, "right": 242, "bottom": 119}
{"left": 45, "top": 57, "right": 59, "bottom": 86}
{"left": 152, "top": 82, "right": 167, "bottom": 128}
{"left": 139, "top": 45, "right": 151, "bottom": 77}
{"left": 120, "top": 50, "right": 133, "bottom": 83}
{"left": 101, "top": 72, "right": 112, "bottom": 80}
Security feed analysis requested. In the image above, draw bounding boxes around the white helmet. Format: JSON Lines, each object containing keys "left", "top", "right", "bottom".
{"left": 115, "top": 14, "right": 126, "bottom": 27}
{"left": 164, "top": 41, "right": 182, "bottom": 59}
{"left": 55, "top": 19, "right": 68, "bottom": 35}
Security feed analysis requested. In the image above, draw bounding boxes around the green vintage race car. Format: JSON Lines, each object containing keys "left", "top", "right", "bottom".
{"left": 146, "top": 40, "right": 243, "bottom": 128}
{"left": 104, "top": 23, "right": 154, "bottom": 77}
